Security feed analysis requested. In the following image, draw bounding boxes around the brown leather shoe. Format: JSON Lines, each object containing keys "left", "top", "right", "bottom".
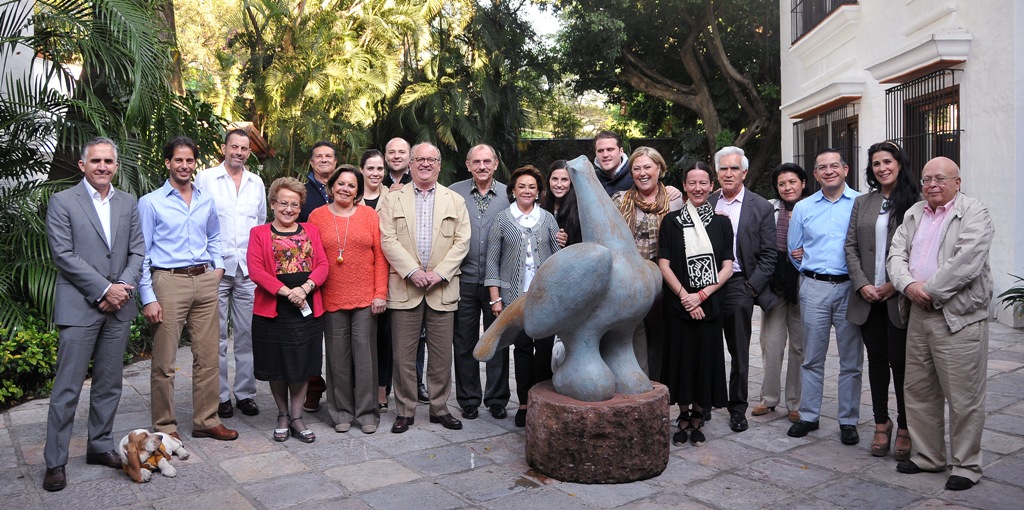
{"left": 788, "top": 410, "right": 800, "bottom": 423}
{"left": 751, "top": 404, "right": 774, "bottom": 416}
{"left": 391, "top": 415, "right": 414, "bottom": 433}
{"left": 43, "top": 465, "right": 66, "bottom": 491}
{"left": 86, "top": 450, "right": 122, "bottom": 469}
{"left": 303, "top": 391, "right": 322, "bottom": 413}
{"left": 168, "top": 431, "right": 182, "bottom": 442}
{"left": 192, "top": 424, "right": 239, "bottom": 441}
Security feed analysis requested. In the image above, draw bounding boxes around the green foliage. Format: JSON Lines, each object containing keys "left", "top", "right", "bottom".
{"left": 549, "top": 102, "right": 583, "bottom": 139}
{"left": 0, "top": 318, "right": 59, "bottom": 408}
{"left": 997, "top": 274, "right": 1024, "bottom": 319}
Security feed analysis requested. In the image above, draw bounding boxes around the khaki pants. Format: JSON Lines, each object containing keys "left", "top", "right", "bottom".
{"left": 390, "top": 302, "right": 454, "bottom": 417}
{"left": 150, "top": 270, "right": 222, "bottom": 433}
{"left": 758, "top": 300, "right": 803, "bottom": 411}
{"left": 324, "top": 307, "right": 379, "bottom": 428}
{"left": 905, "top": 305, "right": 987, "bottom": 481}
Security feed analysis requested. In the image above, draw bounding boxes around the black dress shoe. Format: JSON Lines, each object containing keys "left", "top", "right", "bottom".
{"left": 729, "top": 412, "right": 749, "bottom": 432}
{"left": 461, "top": 404, "right": 479, "bottom": 420}
{"left": 43, "top": 465, "right": 66, "bottom": 491}
{"left": 840, "top": 424, "right": 860, "bottom": 445}
{"left": 787, "top": 420, "right": 820, "bottom": 438}
{"left": 430, "top": 414, "right": 463, "bottom": 430}
{"left": 945, "top": 475, "right": 975, "bottom": 491}
{"left": 514, "top": 408, "right": 527, "bottom": 427}
{"left": 489, "top": 404, "right": 508, "bottom": 419}
{"left": 86, "top": 450, "right": 122, "bottom": 469}
{"left": 897, "top": 460, "right": 925, "bottom": 474}
{"left": 236, "top": 398, "right": 259, "bottom": 416}
{"left": 391, "top": 415, "right": 414, "bottom": 433}
{"left": 218, "top": 400, "right": 234, "bottom": 418}
{"left": 418, "top": 387, "right": 430, "bottom": 403}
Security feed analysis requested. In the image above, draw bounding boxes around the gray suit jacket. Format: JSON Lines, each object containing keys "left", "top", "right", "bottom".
{"left": 710, "top": 188, "right": 778, "bottom": 310}
{"left": 844, "top": 190, "right": 904, "bottom": 327}
{"left": 46, "top": 181, "right": 145, "bottom": 326}
{"left": 449, "top": 179, "right": 509, "bottom": 285}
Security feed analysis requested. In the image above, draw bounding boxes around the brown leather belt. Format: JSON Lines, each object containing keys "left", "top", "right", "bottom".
{"left": 154, "top": 264, "right": 208, "bottom": 276}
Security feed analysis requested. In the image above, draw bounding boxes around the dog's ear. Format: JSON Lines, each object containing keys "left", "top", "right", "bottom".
{"left": 157, "top": 443, "right": 172, "bottom": 461}
{"left": 125, "top": 436, "right": 143, "bottom": 483}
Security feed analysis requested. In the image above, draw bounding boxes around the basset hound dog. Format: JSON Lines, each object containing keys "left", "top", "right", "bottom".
{"left": 117, "top": 429, "right": 190, "bottom": 482}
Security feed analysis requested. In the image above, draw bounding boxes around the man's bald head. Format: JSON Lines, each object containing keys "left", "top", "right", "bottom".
{"left": 921, "top": 156, "right": 961, "bottom": 209}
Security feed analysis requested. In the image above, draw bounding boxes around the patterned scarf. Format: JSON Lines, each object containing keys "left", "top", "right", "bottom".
{"left": 618, "top": 183, "right": 670, "bottom": 233}
{"left": 676, "top": 200, "right": 718, "bottom": 289}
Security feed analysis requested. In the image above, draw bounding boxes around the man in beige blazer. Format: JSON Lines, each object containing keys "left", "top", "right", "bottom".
{"left": 379, "top": 142, "right": 471, "bottom": 433}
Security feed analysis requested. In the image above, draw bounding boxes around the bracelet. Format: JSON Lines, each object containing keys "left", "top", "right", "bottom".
{"left": 489, "top": 297, "right": 502, "bottom": 306}
{"left": 698, "top": 290, "right": 708, "bottom": 302}
{"left": 677, "top": 287, "right": 684, "bottom": 297}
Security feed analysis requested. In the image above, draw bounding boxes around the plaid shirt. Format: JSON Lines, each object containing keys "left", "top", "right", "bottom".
{"left": 413, "top": 185, "right": 436, "bottom": 268}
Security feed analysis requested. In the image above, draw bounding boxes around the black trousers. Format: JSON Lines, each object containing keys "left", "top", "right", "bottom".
{"left": 452, "top": 282, "right": 510, "bottom": 408}
{"left": 513, "top": 331, "right": 554, "bottom": 405}
{"left": 861, "top": 302, "right": 908, "bottom": 428}
{"left": 721, "top": 275, "right": 754, "bottom": 415}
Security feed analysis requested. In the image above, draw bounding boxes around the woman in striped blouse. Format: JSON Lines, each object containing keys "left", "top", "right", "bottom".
{"left": 485, "top": 165, "right": 561, "bottom": 427}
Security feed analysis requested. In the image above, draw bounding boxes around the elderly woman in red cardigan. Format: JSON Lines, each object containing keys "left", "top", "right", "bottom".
{"left": 248, "top": 177, "right": 329, "bottom": 443}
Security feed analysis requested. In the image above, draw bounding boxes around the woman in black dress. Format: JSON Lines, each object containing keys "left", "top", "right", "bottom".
{"left": 657, "top": 162, "right": 734, "bottom": 447}
{"left": 248, "top": 177, "right": 330, "bottom": 443}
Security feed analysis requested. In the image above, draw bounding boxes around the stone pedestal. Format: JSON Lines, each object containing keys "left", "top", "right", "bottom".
{"left": 525, "top": 381, "right": 670, "bottom": 484}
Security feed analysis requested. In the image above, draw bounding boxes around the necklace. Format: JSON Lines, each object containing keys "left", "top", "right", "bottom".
{"left": 331, "top": 205, "right": 353, "bottom": 264}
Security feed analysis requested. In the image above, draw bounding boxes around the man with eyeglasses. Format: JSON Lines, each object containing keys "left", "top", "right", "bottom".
{"left": 383, "top": 137, "right": 413, "bottom": 191}
{"left": 379, "top": 142, "right": 471, "bottom": 433}
{"left": 786, "top": 148, "right": 863, "bottom": 446}
{"left": 195, "top": 129, "right": 267, "bottom": 420}
{"left": 449, "top": 144, "right": 511, "bottom": 421}
{"left": 887, "top": 157, "right": 992, "bottom": 491}
{"left": 709, "top": 146, "right": 778, "bottom": 433}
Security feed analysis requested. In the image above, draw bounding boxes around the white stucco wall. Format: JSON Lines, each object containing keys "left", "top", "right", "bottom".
{"left": 779, "top": 0, "right": 1023, "bottom": 326}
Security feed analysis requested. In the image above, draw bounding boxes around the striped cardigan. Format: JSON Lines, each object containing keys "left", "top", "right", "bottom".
{"left": 484, "top": 206, "right": 561, "bottom": 304}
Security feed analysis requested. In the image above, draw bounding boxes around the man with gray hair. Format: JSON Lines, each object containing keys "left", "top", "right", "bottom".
{"left": 43, "top": 137, "right": 145, "bottom": 491}
{"left": 888, "top": 157, "right": 993, "bottom": 491}
{"left": 709, "top": 146, "right": 778, "bottom": 432}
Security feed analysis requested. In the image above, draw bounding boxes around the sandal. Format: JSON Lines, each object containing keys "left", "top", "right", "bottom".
{"left": 894, "top": 428, "right": 912, "bottom": 461}
{"left": 290, "top": 417, "right": 316, "bottom": 443}
{"left": 689, "top": 410, "right": 706, "bottom": 447}
{"left": 274, "top": 413, "right": 290, "bottom": 442}
{"left": 378, "top": 402, "right": 388, "bottom": 412}
{"left": 871, "top": 420, "right": 893, "bottom": 457}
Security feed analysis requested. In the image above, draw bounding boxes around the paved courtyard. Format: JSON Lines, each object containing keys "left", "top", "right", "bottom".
{"left": 4, "top": 311, "right": 1024, "bottom": 509}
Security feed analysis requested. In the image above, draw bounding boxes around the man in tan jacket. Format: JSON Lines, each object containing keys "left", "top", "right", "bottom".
{"left": 888, "top": 156, "right": 993, "bottom": 491}
{"left": 379, "top": 142, "right": 471, "bottom": 433}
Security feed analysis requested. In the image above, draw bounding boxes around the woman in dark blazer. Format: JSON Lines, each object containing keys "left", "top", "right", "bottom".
{"left": 844, "top": 141, "right": 919, "bottom": 460}
{"left": 485, "top": 165, "right": 561, "bottom": 427}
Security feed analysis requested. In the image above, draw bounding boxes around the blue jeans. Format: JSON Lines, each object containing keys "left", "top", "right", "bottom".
{"left": 797, "top": 278, "right": 863, "bottom": 425}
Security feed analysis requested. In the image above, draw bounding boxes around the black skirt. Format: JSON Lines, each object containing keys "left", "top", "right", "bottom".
{"left": 252, "top": 272, "right": 324, "bottom": 382}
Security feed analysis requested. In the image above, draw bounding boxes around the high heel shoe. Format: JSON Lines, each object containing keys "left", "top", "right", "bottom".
{"left": 274, "top": 413, "right": 290, "bottom": 442}
{"left": 870, "top": 420, "right": 893, "bottom": 457}
{"left": 894, "top": 428, "right": 912, "bottom": 461}
{"left": 290, "top": 417, "right": 316, "bottom": 443}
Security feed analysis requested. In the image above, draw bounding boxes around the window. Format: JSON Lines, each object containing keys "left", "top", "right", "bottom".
{"left": 885, "top": 69, "right": 961, "bottom": 182}
{"left": 793, "top": 103, "right": 859, "bottom": 192}
{"left": 791, "top": 0, "right": 858, "bottom": 43}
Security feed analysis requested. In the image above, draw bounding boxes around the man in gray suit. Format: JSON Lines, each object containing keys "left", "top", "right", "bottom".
{"left": 449, "top": 144, "right": 511, "bottom": 420}
{"left": 710, "top": 146, "right": 778, "bottom": 432}
{"left": 43, "top": 137, "right": 145, "bottom": 491}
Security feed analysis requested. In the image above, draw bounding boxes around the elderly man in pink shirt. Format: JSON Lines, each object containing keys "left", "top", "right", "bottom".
{"left": 887, "top": 156, "right": 993, "bottom": 492}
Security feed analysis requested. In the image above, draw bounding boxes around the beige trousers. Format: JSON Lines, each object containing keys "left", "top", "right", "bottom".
{"left": 324, "top": 307, "right": 379, "bottom": 428}
{"left": 905, "top": 305, "right": 987, "bottom": 481}
{"left": 390, "top": 302, "right": 454, "bottom": 417}
{"left": 758, "top": 300, "right": 803, "bottom": 410}
{"left": 150, "top": 270, "right": 222, "bottom": 432}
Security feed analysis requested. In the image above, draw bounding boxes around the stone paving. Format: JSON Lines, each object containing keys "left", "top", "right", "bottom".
{"left": 4, "top": 312, "right": 1024, "bottom": 509}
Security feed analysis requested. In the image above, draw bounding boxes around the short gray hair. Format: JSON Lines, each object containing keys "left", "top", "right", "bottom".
{"left": 714, "top": 146, "right": 748, "bottom": 172}
{"left": 81, "top": 137, "right": 119, "bottom": 163}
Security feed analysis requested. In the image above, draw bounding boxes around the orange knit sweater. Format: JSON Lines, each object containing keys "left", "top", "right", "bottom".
{"left": 308, "top": 204, "right": 389, "bottom": 311}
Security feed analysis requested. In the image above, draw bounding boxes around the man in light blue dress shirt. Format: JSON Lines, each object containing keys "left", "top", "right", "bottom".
{"left": 786, "top": 148, "right": 864, "bottom": 446}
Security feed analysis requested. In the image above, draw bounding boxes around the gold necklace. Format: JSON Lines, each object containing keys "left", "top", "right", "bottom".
{"left": 331, "top": 204, "right": 353, "bottom": 264}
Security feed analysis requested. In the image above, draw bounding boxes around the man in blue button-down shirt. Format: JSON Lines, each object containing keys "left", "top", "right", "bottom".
{"left": 785, "top": 148, "right": 864, "bottom": 446}
{"left": 138, "top": 136, "right": 238, "bottom": 442}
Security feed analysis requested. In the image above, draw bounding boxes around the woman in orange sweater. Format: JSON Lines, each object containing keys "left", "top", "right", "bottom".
{"left": 308, "top": 165, "right": 389, "bottom": 434}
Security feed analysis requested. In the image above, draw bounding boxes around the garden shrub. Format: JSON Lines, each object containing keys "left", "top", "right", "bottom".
{"left": 0, "top": 316, "right": 59, "bottom": 409}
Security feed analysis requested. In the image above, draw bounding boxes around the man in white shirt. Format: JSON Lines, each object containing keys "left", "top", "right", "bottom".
{"left": 194, "top": 129, "right": 267, "bottom": 418}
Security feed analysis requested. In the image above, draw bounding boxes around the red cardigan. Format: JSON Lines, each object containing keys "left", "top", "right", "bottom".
{"left": 247, "top": 222, "right": 330, "bottom": 318}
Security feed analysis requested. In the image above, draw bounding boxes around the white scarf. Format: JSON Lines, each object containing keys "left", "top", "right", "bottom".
{"left": 676, "top": 200, "right": 718, "bottom": 289}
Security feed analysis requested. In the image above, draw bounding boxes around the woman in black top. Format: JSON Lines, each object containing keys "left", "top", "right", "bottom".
{"left": 540, "top": 160, "right": 582, "bottom": 247}
{"left": 657, "top": 162, "right": 733, "bottom": 447}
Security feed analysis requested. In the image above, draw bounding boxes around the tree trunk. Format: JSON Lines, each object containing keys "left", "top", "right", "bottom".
{"left": 155, "top": 1, "right": 184, "bottom": 96}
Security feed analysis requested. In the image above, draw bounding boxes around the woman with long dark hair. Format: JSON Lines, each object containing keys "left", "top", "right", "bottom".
{"left": 844, "top": 141, "right": 919, "bottom": 460}
{"left": 539, "top": 160, "right": 582, "bottom": 247}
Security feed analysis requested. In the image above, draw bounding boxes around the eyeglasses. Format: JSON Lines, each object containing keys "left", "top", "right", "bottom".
{"left": 275, "top": 200, "right": 301, "bottom": 210}
{"left": 814, "top": 162, "right": 844, "bottom": 172}
{"left": 413, "top": 157, "right": 441, "bottom": 165}
{"left": 920, "top": 175, "right": 955, "bottom": 186}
